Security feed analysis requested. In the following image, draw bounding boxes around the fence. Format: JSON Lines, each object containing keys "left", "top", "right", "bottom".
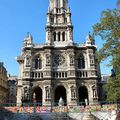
{"left": 0, "top": 102, "right": 118, "bottom": 113}
{"left": 0, "top": 102, "right": 119, "bottom": 120}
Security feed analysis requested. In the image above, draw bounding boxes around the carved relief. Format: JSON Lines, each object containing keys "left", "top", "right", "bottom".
{"left": 25, "top": 55, "right": 31, "bottom": 67}
{"left": 46, "top": 54, "right": 51, "bottom": 65}
{"left": 89, "top": 54, "right": 95, "bottom": 65}
{"left": 71, "top": 86, "right": 76, "bottom": 99}
{"left": 69, "top": 54, "right": 74, "bottom": 65}
{"left": 23, "top": 86, "right": 30, "bottom": 100}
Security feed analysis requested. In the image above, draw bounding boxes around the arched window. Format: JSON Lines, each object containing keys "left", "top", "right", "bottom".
{"left": 34, "top": 56, "right": 42, "bottom": 69}
{"left": 53, "top": 32, "right": 56, "bottom": 41}
{"left": 78, "top": 54, "right": 85, "bottom": 69}
{"left": 62, "top": 32, "right": 65, "bottom": 41}
{"left": 58, "top": 32, "right": 61, "bottom": 41}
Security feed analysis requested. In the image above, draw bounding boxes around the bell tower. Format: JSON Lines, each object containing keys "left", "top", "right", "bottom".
{"left": 46, "top": 0, "right": 73, "bottom": 46}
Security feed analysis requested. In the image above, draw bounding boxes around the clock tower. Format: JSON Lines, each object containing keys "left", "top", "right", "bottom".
{"left": 46, "top": 0, "right": 73, "bottom": 46}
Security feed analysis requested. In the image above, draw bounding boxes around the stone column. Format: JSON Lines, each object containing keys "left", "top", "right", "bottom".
{"left": 88, "top": 84, "right": 98, "bottom": 105}
{"left": 56, "top": 32, "right": 58, "bottom": 42}
{"left": 61, "top": 0, "right": 64, "bottom": 7}
{"left": 43, "top": 87, "right": 46, "bottom": 106}
{"left": 60, "top": 32, "right": 62, "bottom": 41}
{"left": 16, "top": 60, "right": 24, "bottom": 106}
{"left": 16, "top": 84, "right": 22, "bottom": 106}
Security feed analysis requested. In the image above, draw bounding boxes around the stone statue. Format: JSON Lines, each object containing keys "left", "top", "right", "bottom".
{"left": 92, "top": 85, "right": 98, "bottom": 98}
{"left": 58, "top": 97, "right": 64, "bottom": 106}
{"left": 85, "top": 98, "right": 88, "bottom": 106}
{"left": 46, "top": 54, "right": 51, "bottom": 65}
{"left": 45, "top": 86, "right": 50, "bottom": 99}
{"left": 26, "top": 55, "right": 31, "bottom": 66}
{"left": 33, "top": 93, "right": 36, "bottom": 101}
{"left": 70, "top": 55, "right": 74, "bottom": 65}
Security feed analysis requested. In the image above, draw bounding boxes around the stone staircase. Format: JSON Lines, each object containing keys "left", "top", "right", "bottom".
{"left": 0, "top": 109, "right": 117, "bottom": 120}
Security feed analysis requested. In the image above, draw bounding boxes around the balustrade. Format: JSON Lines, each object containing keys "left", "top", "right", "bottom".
{"left": 32, "top": 72, "right": 43, "bottom": 79}
{"left": 76, "top": 70, "right": 88, "bottom": 78}
{"left": 52, "top": 72, "right": 67, "bottom": 78}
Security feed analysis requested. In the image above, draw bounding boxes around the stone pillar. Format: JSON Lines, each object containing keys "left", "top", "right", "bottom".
{"left": 43, "top": 87, "right": 46, "bottom": 106}
{"left": 56, "top": 32, "right": 58, "bottom": 42}
{"left": 88, "top": 86, "right": 93, "bottom": 105}
{"left": 61, "top": 0, "right": 64, "bottom": 7}
{"left": 88, "top": 84, "right": 98, "bottom": 105}
{"left": 16, "top": 83, "right": 22, "bottom": 106}
{"left": 54, "top": 0, "right": 57, "bottom": 8}
{"left": 70, "top": 86, "right": 77, "bottom": 105}
{"left": 65, "top": 31, "right": 67, "bottom": 41}
{"left": 16, "top": 60, "right": 24, "bottom": 106}
{"left": 47, "top": 13, "right": 50, "bottom": 25}
{"left": 43, "top": 85, "right": 51, "bottom": 106}
{"left": 60, "top": 32, "right": 62, "bottom": 41}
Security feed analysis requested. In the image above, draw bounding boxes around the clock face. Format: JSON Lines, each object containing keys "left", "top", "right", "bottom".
{"left": 54, "top": 54, "right": 65, "bottom": 66}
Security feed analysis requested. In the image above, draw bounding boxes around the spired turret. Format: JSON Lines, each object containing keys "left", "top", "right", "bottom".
{"left": 86, "top": 33, "right": 95, "bottom": 46}
{"left": 23, "top": 32, "right": 33, "bottom": 48}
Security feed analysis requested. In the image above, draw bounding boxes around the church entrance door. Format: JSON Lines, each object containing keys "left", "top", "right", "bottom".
{"left": 54, "top": 86, "right": 67, "bottom": 106}
{"left": 33, "top": 87, "right": 42, "bottom": 106}
{"left": 79, "top": 86, "right": 89, "bottom": 106}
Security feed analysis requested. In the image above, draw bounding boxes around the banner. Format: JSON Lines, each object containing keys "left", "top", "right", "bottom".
{"left": 2, "top": 104, "right": 117, "bottom": 113}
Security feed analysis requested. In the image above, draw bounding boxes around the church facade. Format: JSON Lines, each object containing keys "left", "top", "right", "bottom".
{"left": 16, "top": 0, "right": 101, "bottom": 106}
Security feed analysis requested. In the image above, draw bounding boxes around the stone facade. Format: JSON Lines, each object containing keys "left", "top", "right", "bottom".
{"left": 7, "top": 76, "right": 18, "bottom": 103}
{"left": 16, "top": 0, "right": 101, "bottom": 106}
{"left": 0, "top": 62, "right": 8, "bottom": 103}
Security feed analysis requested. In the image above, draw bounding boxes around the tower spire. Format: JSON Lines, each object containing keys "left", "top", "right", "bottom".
{"left": 49, "top": 0, "right": 68, "bottom": 11}
{"left": 46, "top": 0, "right": 73, "bottom": 46}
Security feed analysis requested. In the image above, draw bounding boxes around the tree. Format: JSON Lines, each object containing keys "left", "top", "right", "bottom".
{"left": 93, "top": 1, "right": 120, "bottom": 101}
{"left": 117, "top": 0, "right": 120, "bottom": 6}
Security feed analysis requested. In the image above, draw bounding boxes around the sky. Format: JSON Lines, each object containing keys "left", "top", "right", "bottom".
{"left": 0, "top": 0, "right": 117, "bottom": 76}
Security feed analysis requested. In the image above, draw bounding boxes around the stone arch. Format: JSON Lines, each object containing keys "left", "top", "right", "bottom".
{"left": 54, "top": 85, "right": 67, "bottom": 106}
{"left": 78, "top": 85, "right": 89, "bottom": 106}
{"left": 32, "top": 86, "right": 42, "bottom": 106}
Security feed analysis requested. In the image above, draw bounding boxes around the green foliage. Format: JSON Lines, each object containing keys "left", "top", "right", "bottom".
{"left": 117, "top": 0, "right": 120, "bottom": 6}
{"left": 93, "top": 9, "right": 120, "bottom": 69}
{"left": 103, "top": 76, "right": 120, "bottom": 101}
{"left": 93, "top": 1, "right": 120, "bottom": 101}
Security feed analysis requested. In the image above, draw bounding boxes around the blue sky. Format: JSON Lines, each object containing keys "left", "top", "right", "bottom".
{"left": 0, "top": 0, "right": 117, "bottom": 76}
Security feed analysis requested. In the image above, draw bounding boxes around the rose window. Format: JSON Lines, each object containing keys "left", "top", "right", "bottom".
{"left": 54, "top": 54, "right": 65, "bottom": 66}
